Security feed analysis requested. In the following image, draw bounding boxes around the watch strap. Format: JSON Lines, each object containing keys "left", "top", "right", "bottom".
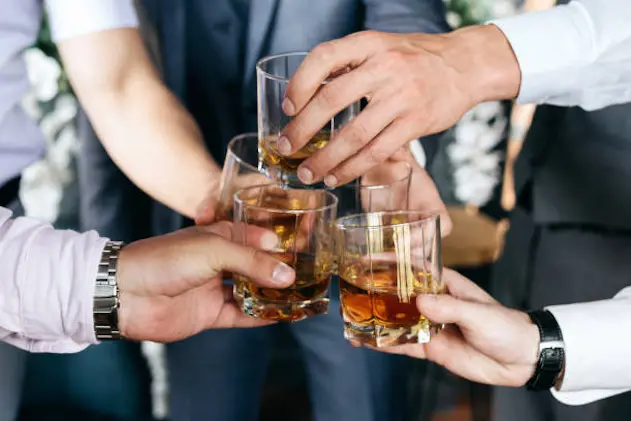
{"left": 526, "top": 310, "right": 565, "bottom": 391}
{"left": 94, "top": 241, "right": 125, "bottom": 340}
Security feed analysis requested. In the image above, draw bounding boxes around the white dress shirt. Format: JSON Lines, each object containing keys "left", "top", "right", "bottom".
{"left": 493, "top": 0, "right": 631, "bottom": 111}
{"left": 493, "top": 0, "right": 631, "bottom": 405}
{"left": 547, "top": 288, "right": 631, "bottom": 405}
{"left": 0, "top": 0, "right": 137, "bottom": 188}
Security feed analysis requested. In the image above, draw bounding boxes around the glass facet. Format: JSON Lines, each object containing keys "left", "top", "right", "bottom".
{"left": 257, "top": 52, "right": 359, "bottom": 188}
{"left": 233, "top": 185, "right": 338, "bottom": 322}
{"left": 335, "top": 211, "right": 443, "bottom": 347}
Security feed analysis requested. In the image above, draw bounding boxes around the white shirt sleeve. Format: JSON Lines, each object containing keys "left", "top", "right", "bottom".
{"left": 546, "top": 287, "right": 631, "bottom": 405}
{"left": 491, "top": 0, "right": 631, "bottom": 111}
{"left": 45, "top": 0, "right": 139, "bottom": 42}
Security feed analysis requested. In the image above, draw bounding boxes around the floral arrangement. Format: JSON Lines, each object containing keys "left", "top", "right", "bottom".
{"left": 20, "top": 18, "right": 79, "bottom": 223}
{"left": 442, "top": 0, "right": 518, "bottom": 207}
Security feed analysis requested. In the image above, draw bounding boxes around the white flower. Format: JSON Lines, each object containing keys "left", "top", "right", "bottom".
{"left": 446, "top": 11, "right": 462, "bottom": 28}
{"left": 21, "top": 90, "right": 41, "bottom": 121}
{"left": 20, "top": 161, "right": 64, "bottom": 222}
{"left": 23, "top": 48, "right": 61, "bottom": 102}
{"left": 48, "top": 124, "right": 79, "bottom": 172}
{"left": 471, "top": 101, "right": 503, "bottom": 121}
{"left": 40, "top": 95, "right": 78, "bottom": 143}
{"left": 450, "top": 101, "right": 507, "bottom": 206}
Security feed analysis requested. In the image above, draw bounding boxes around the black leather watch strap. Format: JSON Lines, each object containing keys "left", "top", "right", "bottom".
{"left": 526, "top": 310, "right": 565, "bottom": 391}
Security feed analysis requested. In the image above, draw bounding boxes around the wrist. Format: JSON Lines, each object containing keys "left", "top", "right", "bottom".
{"left": 446, "top": 24, "right": 521, "bottom": 105}
{"left": 524, "top": 310, "right": 566, "bottom": 391}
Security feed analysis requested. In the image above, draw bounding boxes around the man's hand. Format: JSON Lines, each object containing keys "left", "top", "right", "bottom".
{"left": 195, "top": 172, "right": 272, "bottom": 225}
{"left": 281, "top": 25, "right": 521, "bottom": 187}
{"left": 375, "top": 269, "right": 539, "bottom": 387}
{"left": 388, "top": 147, "right": 452, "bottom": 236}
{"left": 115, "top": 222, "right": 295, "bottom": 342}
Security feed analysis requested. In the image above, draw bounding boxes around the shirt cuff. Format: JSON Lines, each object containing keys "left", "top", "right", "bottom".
{"left": 46, "top": 0, "right": 139, "bottom": 42}
{"left": 546, "top": 289, "right": 631, "bottom": 403}
{"left": 489, "top": 1, "right": 594, "bottom": 105}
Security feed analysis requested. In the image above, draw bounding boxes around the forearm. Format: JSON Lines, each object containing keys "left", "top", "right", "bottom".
{"left": 82, "top": 69, "right": 221, "bottom": 219}
{"left": 59, "top": 29, "right": 221, "bottom": 219}
{"left": 546, "top": 287, "right": 631, "bottom": 405}
{"left": 0, "top": 207, "right": 105, "bottom": 352}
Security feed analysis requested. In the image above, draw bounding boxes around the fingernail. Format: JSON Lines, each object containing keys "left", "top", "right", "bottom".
{"left": 276, "top": 136, "right": 292, "bottom": 156}
{"left": 282, "top": 98, "right": 295, "bottom": 115}
{"left": 260, "top": 232, "right": 278, "bottom": 250}
{"left": 324, "top": 175, "right": 338, "bottom": 188}
{"left": 297, "top": 167, "right": 313, "bottom": 184}
{"left": 272, "top": 262, "right": 295, "bottom": 285}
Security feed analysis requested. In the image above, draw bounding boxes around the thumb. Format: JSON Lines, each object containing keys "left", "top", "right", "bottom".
{"left": 417, "top": 294, "right": 486, "bottom": 329}
{"left": 195, "top": 194, "right": 220, "bottom": 225}
{"left": 205, "top": 237, "right": 296, "bottom": 289}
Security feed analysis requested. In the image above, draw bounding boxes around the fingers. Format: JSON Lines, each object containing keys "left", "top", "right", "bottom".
{"left": 284, "top": 32, "right": 382, "bottom": 115}
{"left": 318, "top": 118, "right": 419, "bottom": 187}
{"left": 407, "top": 165, "right": 453, "bottom": 236}
{"left": 206, "top": 238, "right": 295, "bottom": 288}
{"left": 442, "top": 268, "right": 496, "bottom": 303}
{"left": 200, "top": 220, "right": 279, "bottom": 250}
{"left": 195, "top": 192, "right": 219, "bottom": 226}
{"left": 208, "top": 285, "right": 277, "bottom": 329}
{"left": 296, "top": 98, "right": 402, "bottom": 184}
{"left": 416, "top": 283, "right": 496, "bottom": 331}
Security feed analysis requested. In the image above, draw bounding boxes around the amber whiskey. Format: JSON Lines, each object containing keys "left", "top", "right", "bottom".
{"left": 234, "top": 251, "right": 333, "bottom": 322}
{"left": 339, "top": 261, "right": 443, "bottom": 346}
{"left": 259, "top": 131, "right": 330, "bottom": 175}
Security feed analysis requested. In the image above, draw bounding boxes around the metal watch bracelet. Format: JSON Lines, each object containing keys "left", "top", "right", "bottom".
{"left": 94, "top": 241, "right": 125, "bottom": 340}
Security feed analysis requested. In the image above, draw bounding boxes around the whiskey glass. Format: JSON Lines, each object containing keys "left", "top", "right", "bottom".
{"left": 216, "top": 133, "right": 272, "bottom": 222}
{"left": 257, "top": 52, "right": 360, "bottom": 188}
{"left": 233, "top": 185, "right": 338, "bottom": 321}
{"left": 335, "top": 161, "right": 412, "bottom": 217}
{"left": 335, "top": 211, "right": 443, "bottom": 347}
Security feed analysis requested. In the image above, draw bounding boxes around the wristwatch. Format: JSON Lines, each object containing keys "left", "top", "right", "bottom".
{"left": 525, "top": 310, "right": 565, "bottom": 391}
{"left": 94, "top": 241, "right": 125, "bottom": 340}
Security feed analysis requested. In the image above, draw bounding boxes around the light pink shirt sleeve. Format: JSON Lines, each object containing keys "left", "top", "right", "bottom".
{"left": 0, "top": 206, "right": 107, "bottom": 353}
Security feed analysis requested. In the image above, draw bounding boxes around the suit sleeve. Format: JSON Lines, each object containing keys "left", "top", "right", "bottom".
{"left": 361, "top": 0, "right": 450, "bottom": 34}
{"left": 546, "top": 287, "right": 631, "bottom": 405}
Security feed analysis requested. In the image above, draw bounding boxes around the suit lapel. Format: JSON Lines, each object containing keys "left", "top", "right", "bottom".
{"left": 243, "top": 0, "right": 279, "bottom": 86}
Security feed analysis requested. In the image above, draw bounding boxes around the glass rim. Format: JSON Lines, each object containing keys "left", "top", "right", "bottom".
{"left": 340, "top": 162, "right": 413, "bottom": 191}
{"left": 226, "top": 132, "right": 259, "bottom": 172}
{"left": 234, "top": 184, "right": 339, "bottom": 215}
{"left": 256, "top": 51, "right": 308, "bottom": 83}
{"left": 335, "top": 210, "right": 441, "bottom": 231}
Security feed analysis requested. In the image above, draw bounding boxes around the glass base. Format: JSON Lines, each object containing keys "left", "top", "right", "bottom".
{"left": 343, "top": 319, "right": 443, "bottom": 348}
{"left": 234, "top": 284, "right": 329, "bottom": 322}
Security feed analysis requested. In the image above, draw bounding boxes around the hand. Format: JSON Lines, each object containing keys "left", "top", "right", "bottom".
{"left": 196, "top": 173, "right": 272, "bottom": 225}
{"left": 388, "top": 147, "right": 452, "bottom": 236}
{"left": 281, "top": 25, "right": 521, "bottom": 187}
{"left": 115, "top": 221, "right": 295, "bottom": 342}
{"left": 375, "top": 269, "right": 539, "bottom": 387}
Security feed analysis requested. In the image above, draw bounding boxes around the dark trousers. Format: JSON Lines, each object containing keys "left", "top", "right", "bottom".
{"left": 491, "top": 207, "right": 631, "bottom": 421}
{"left": 167, "top": 278, "right": 415, "bottom": 421}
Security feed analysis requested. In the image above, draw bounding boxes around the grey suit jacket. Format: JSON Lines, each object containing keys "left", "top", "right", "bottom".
{"left": 79, "top": 0, "right": 450, "bottom": 238}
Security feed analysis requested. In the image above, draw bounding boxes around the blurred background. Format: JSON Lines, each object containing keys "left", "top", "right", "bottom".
{"left": 16, "top": 0, "right": 545, "bottom": 420}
